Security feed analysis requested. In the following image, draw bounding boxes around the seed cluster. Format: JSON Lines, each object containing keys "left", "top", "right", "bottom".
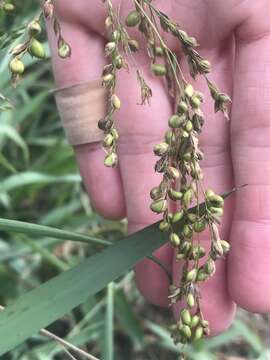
{"left": 7, "top": 0, "right": 71, "bottom": 85}
{"left": 100, "top": 0, "right": 232, "bottom": 347}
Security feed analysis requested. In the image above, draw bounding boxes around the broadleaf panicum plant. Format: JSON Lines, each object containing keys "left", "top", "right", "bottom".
{"left": 1, "top": 0, "right": 233, "bottom": 353}
{"left": 100, "top": 0, "right": 232, "bottom": 347}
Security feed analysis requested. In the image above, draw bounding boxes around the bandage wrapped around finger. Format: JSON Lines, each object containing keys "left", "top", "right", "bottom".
{"left": 54, "top": 79, "right": 108, "bottom": 146}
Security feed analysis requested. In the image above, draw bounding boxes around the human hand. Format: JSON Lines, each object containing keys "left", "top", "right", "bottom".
{"left": 47, "top": 0, "right": 270, "bottom": 335}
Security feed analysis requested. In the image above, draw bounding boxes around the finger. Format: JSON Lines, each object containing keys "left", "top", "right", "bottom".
{"left": 47, "top": 18, "right": 125, "bottom": 219}
{"left": 173, "top": 46, "right": 236, "bottom": 335}
{"left": 229, "top": 30, "right": 270, "bottom": 312}
{"left": 115, "top": 60, "right": 174, "bottom": 307}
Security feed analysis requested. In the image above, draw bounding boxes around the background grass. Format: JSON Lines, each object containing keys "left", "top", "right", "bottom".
{"left": 0, "top": 1, "right": 270, "bottom": 359}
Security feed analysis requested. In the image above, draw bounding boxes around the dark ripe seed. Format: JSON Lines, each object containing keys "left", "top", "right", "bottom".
{"left": 115, "top": 55, "right": 123, "bottom": 69}
{"left": 150, "top": 186, "right": 161, "bottom": 200}
{"left": 128, "top": 39, "right": 139, "bottom": 52}
{"left": 151, "top": 63, "right": 167, "bottom": 76}
{"left": 192, "top": 114, "right": 204, "bottom": 132}
{"left": 98, "top": 118, "right": 113, "bottom": 131}
{"left": 125, "top": 10, "right": 141, "bottom": 27}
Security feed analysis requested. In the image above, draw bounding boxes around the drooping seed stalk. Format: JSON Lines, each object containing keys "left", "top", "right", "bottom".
{"left": 100, "top": 0, "right": 232, "bottom": 347}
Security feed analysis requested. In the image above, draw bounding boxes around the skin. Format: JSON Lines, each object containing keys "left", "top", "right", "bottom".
{"left": 47, "top": 0, "right": 270, "bottom": 336}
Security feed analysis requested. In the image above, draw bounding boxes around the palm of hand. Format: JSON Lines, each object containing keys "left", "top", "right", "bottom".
{"left": 49, "top": 0, "right": 270, "bottom": 334}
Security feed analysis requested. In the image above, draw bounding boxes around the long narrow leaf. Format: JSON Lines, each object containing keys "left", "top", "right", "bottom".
{"left": 0, "top": 221, "right": 166, "bottom": 355}
{"left": 0, "top": 218, "right": 111, "bottom": 246}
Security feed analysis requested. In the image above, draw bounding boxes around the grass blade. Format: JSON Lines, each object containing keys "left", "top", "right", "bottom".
{"left": 105, "top": 283, "right": 114, "bottom": 360}
{"left": 0, "top": 221, "right": 167, "bottom": 356}
{"left": 0, "top": 218, "right": 111, "bottom": 246}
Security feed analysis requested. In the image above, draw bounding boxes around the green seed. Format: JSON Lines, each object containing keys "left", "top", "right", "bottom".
{"left": 194, "top": 326, "right": 204, "bottom": 341}
{"left": 190, "top": 315, "right": 200, "bottom": 328}
{"left": 155, "top": 46, "right": 164, "bottom": 56}
{"left": 105, "top": 41, "right": 116, "bottom": 53}
{"left": 111, "top": 94, "right": 121, "bottom": 110}
{"left": 58, "top": 41, "right": 71, "bottom": 58}
{"left": 187, "top": 213, "right": 197, "bottom": 223}
{"left": 181, "top": 309, "right": 191, "bottom": 325}
{"left": 181, "top": 325, "right": 192, "bottom": 339}
{"left": 220, "top": 240, "right": 230, "bottom": 254}
{"left": 151, "top": 63, "right": 167, "bottom": 76}
{"left": 185, "top": 120, "right": 193, "bottom": 132}
{"left": 209, "top": 206, "right": 224, "bottom": 217}
{"left": 111, "top": 128, "right": 119, "bottom": 141}
{"left": 153, "top": 142, "right": 169, "bottom": 156}
{"left": 183, "top": 224, "right": 193, "bottom": 238}
{"left": 178, "top": 101, "right": 188, "bottom": 114}
{"left": 207, "top": 194, "right": 224, "bottom": 208}
{"left": 172, "top": 210, "right": 184, "bottom": 223}
{"left": 125, "top": 10, "right": 141, "bottom": 27}
{"left": 170, "top": 233, "right": 181, "bottom": 247}
{"left": 182, "top": 189, "right": 194, "bottom": 208}
{"left": 169, "top": 114, "right": 184, "bottom": 128}
{"left": 159, "top": 221, "right": 170, "bottom": 232}
{"left": 28, "top": 39, "right": 45, "bottom": 59}
{"left": 112, "top": 30, "right": 120, "bottom": 42}
{"left": 193, "top": 221, "right": 206, "bottom": 233}
{"left": 186, "top": 269, "right": 197, "bottom": 282}
{"left": 102, "top": 73, "right": 114, "bottom": 84}
{"left": 28, "top": 20, "right": 42, "bottom": 36}
{"left": 104, "top": 153, "right": 118, "bottom": 167}
{"left": 187, "top": 293, "right": 195, "bottom": 308}
{"left": 150, "top": 199, "right": 167, "bottom": 214}
{"left": 168, "top": 189, "right": 183, "bottom": 201}
{"left": 9, "top": 57, "right": 24, "bottom": 75}
{"left": 196, "top": 269, "right": 208, "bottom": 282}
{"left": 190, "top": 95, "right": 201, "bottom": 109}
{"left": 204, "top": 259, "right": 216, "bottom": 275}
{"left": 103, "top": 134, "right": 114, "bottom": 147}
{"left": 184, "top": 84, "right": 194, "bottom": 98}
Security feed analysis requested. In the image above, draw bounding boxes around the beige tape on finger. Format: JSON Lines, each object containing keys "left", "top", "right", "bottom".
{"left": 54, "top": 79, "right": 108, "bottom": 146}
